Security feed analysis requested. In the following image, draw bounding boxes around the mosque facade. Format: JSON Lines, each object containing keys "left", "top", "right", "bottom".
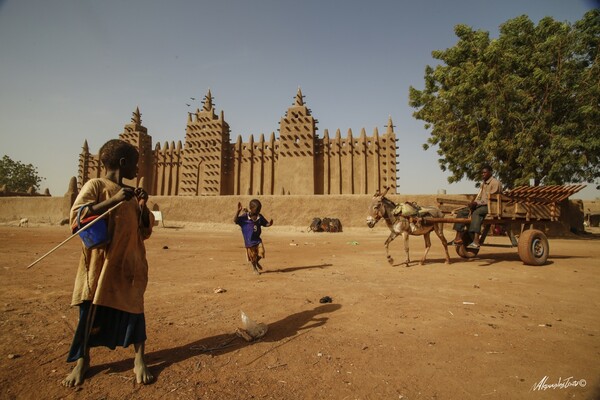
{"left": 77, "top": 88, "right": 398, "bottom": 195}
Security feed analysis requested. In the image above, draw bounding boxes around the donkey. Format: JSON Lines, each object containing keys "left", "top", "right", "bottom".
{"left": 366, "top": 188, "right": 450, "bottom": 266}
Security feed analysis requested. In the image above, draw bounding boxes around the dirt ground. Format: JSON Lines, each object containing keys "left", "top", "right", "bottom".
{"left": 0, "top": 223, "right": 599, "bottom": 400}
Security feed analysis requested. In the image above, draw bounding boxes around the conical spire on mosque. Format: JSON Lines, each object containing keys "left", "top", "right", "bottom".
{"left": 131, "top": 107, "right": 142, "bottom": 125}
{"left": 294, "top": 87, "right": 304, "bottom": 106}
{"left": 385, "top": 115, "right": 395, "bottom": 134}
{"left": 202, "top": 89, "right": 214, "bottom": 112}
{"left": 67, "top": 176, "right": 78, "bottom": 193}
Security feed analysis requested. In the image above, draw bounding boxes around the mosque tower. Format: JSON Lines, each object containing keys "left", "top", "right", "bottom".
{"left": 275, "top": 88, "right": 318, "bottom": 194}
{"left": 180, "top": 89, "right": 231, "bottom": 195}
{"left": 119, "top": 107, "right": 153, "bottom": 190}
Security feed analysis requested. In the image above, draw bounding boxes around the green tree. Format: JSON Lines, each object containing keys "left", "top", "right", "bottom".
{"left": 409, "top": 10, "right": 600, "bottom": 189}
{"left": 0, "top": 155, "right": 45, "bottom": 192}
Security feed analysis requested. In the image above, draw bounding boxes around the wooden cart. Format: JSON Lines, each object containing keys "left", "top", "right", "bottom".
{"left": 432, "top": 185, "right": 586, "bottom": 265}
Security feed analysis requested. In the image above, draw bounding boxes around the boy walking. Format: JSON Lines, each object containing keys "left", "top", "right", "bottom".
{"left": 234, "top": 199, "right": 273, "bottom": 275}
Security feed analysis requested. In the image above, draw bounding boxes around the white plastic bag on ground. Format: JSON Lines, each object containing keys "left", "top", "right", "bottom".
{"left": 238, "top": 310, "right": 268, "bottom": 341}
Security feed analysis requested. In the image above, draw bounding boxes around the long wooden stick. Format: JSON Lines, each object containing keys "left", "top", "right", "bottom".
{"left": 26, "top": 202, "right": 124, "bottom": 269}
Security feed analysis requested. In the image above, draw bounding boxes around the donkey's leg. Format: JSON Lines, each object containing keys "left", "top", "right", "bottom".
{"left": 420, "top": 231, "right": 432, "bottom": 265}
{"left": 433, "top": 224, "right": 451, "bottom": 264}
{"left": 384, "top": 232, "right": 399, "bottom": 265}
{"left": 402, "top": 232, "right": 411, "bottom": 266}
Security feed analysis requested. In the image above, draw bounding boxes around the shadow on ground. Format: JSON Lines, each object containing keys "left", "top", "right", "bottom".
{"left": 87, "top": 303, "right": 342, "bottom": 381}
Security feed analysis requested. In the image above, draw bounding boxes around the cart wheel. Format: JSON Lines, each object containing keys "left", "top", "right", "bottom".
{"left": 518, "top": 229, "right": 549, "bottom": 266}
{"left": 455, "top": 232, "right": 479, "bottom": 258}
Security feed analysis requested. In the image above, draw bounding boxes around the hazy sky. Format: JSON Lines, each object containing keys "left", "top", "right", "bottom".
{"left": 0, "top": 0, "right": 598, "bottom": 199}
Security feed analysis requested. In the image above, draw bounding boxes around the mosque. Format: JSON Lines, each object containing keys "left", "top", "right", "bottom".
{"left": 77, "top": 88, "right": 398, "bottom": 195}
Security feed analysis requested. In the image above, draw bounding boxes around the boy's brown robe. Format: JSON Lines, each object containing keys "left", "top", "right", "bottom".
{"left": 69, "top": 178, "right": 153, "bottom": 314}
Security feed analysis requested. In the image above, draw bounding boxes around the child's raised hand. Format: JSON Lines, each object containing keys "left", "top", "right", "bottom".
{"left": 237, "top": 202, "right": 243, "bottom": 212}
{"left": 269, "top": 219, "right": 274, "bottom": 226}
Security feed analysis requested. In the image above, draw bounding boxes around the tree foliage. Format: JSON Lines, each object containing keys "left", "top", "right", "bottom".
{"left": 0, "top": 155, "right": 45, "bottom": 192}
{"left": 409, "top": 10, "right": 600, "bottom": 189}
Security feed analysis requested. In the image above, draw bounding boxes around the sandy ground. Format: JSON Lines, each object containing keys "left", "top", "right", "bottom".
{"left": 0, "top": 223, "right": 599, "bottom": 400}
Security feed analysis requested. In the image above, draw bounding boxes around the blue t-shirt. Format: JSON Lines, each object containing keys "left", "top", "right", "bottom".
{"left": 235, "top": 213, "right": 269, "bottom": 247}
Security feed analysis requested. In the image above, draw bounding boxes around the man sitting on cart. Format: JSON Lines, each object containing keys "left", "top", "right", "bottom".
{"left": 450, "top": 164, "right": 502, "bottom": 249}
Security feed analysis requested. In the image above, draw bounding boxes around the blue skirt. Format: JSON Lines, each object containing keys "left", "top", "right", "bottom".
{"left": 67, "top": 301, "right": 147, "bottom": 362}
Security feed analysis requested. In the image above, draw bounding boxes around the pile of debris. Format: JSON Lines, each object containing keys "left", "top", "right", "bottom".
{"left": 308, "top": 217, "right": 342, "bottom": 232}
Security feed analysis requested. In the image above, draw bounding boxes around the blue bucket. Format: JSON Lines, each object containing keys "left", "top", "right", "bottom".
{"left": 74, "top": 205, "right": 111, "bottom": 249}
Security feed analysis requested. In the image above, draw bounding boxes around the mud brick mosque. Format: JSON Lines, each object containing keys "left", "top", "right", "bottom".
{"left": 77, "top": 88, "right": 398, "bottom": 196}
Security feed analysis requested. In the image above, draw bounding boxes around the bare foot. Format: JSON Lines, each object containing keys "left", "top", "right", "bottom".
{"left": 133, "top": 342, "right": 154, "bottom": 384}
{"left": 133, "top": 359, "right": 154, "bottom": 384}
{"left": 62, "top": 357, "right": 88, "bottom": 387}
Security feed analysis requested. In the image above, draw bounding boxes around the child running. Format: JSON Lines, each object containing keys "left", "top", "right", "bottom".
{"left": 234, "top": 199, "right": 273, "bottom": 275}
{"left": 62, "top": 139, "right": 154, "bottom": 387}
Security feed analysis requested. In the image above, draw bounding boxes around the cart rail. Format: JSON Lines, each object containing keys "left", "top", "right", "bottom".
{"left": 437, "top": 184, "right": 586, "bottom": 222}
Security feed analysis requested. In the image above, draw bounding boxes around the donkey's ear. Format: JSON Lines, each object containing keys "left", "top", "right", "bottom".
{"left": 381, "top": 186, "right": 390, "bottom": 197}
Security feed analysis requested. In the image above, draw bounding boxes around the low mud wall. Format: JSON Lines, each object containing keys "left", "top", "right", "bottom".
{"left": 0, "top": 197, "right": 72, "bottom": 225}
{"left": 0, "top": 194, "right": 464, "bottom": 228}
{"left": 0, "top": 194, "right": 589, "bottom": 233}
{"left": 144, "top": 194, "right": 468, "bottom": 228}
